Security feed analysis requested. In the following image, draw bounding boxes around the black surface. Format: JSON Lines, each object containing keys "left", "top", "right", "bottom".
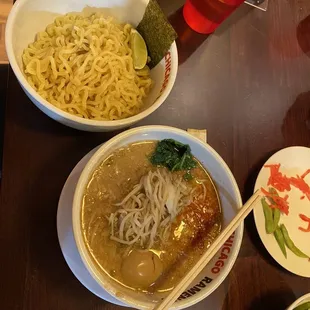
{"left": 0, "top": 65, "right": 8, "bottom": 176}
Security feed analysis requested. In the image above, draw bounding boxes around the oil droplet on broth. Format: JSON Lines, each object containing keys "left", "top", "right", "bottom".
{"left": 174, "top": 221, "right": 186, "bottom": 240}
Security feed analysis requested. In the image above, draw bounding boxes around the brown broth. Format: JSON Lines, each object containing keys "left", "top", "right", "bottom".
{"left": 81, "top": 141, "right": 221, "bottom": 293}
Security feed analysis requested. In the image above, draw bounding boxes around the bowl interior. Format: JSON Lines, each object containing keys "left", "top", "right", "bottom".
{"left": 7, "top": 0, "right": 177, "bottom": 127}
{"left": 72, "top": 126, "right": 243, "bottom": 309}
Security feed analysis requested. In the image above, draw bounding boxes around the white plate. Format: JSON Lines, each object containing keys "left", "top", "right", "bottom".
{"left": 56, "top": 144, "right": 230, "bottom": 309}
{"left": 287, "top": 293, "right": 310, "bottom": 310}
{"left": 254, "top": 146, "right": 310, "bottom": 277}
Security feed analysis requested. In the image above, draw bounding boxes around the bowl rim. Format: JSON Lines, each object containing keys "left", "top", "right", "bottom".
{"left": 72, "top": 125, "right": 244, "bottom": 309}
{"left": 287, "top": 293, "right": 310, "bottom": 310}
{"left": 5, "top": 0, "right": 178, "bottom": 128}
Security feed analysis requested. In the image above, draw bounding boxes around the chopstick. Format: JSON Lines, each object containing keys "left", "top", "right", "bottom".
{"left": 154, "top": 189, "right": 261, "bottom": 310}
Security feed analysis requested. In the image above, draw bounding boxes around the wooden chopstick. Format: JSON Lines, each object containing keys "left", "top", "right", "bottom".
{"left": 154, "top": 189, "right": 261, "bottom": 310}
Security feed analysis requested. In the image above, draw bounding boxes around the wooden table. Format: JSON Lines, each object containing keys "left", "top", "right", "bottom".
{"left": 1, "top": 1, "right": 310, "bottom": 309}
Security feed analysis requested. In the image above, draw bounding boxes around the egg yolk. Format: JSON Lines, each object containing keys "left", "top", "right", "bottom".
{"left": 121, "top": 250, "right": 163, "bottom": 289}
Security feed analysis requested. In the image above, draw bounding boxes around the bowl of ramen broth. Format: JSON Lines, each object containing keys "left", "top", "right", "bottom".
{"left": 72, "top": 126, "right": 243, "bottom": 309}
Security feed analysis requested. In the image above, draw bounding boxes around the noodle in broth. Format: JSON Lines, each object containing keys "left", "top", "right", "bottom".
{"left": 81, "top": 141, "right": 221, "bottom": 293}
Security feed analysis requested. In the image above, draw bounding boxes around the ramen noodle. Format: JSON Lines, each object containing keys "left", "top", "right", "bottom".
{"left": 82, "top": 141, "right": 222, "bottom": 293}
{"left": 22, "top": 13, "right": 153, "bottom": 120}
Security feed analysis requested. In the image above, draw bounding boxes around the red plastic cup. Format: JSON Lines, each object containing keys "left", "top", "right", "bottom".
{"left": 183, "top": 0, "right": 245, "bottom": 34}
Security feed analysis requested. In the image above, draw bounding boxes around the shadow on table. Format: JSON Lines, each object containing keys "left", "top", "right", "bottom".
{"left": 246, "top": 290, "right": 295, "bottom": 310}
{"left": 282, "top": 91, "right": 310, "bottom": 147}
{"left": 168, "top": 3, "right": 252, "bottom": 65}
{"left": 297, "top": 15, "right": 310, "bottom": 58}
{"left": 213, "top": 2, "right": 253, "bottom": 37}
{"left": 0, "top": 65, "right": 8, "bottom": 179}
{"left": 221, "top": 256, "right": 296, "bottom": 310}
{"left": 168, "top": 6, "right": 211, "bottom": 65}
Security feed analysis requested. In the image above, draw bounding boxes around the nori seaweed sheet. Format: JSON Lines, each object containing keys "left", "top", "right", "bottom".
{"left": 137, "top": 0, "right": 177, "bottom": 69}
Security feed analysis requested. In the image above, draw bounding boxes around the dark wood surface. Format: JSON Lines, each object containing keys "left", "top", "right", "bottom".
{"left": 0, "top": 65, "right": 8, "bottom": 173}
{"left": 1, "top": 1, "right": 310, "bottom": 309}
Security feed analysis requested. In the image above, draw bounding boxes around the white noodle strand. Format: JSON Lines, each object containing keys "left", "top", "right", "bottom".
{"left": 108, "top": 168, "right": 192, "bottom": 248}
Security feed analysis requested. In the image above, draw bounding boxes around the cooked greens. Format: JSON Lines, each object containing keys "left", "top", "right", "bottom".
{"left": 150, "top": 139, "right": 196, "bottom": 179}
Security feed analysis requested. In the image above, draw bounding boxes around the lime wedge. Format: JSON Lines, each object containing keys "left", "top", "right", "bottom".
{"left": 130, "top": 29, "right": 148, "bottom": 70}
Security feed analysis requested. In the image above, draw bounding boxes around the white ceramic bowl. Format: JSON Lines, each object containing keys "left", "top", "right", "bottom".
{"left": 72, "top": 125, "right": 244, "bottom": 309}
{"left": 5, "top": 0, "right": 178, "bottom": 132}
{"left": 287, "top": 293, "right": 310, "bottom": 310}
